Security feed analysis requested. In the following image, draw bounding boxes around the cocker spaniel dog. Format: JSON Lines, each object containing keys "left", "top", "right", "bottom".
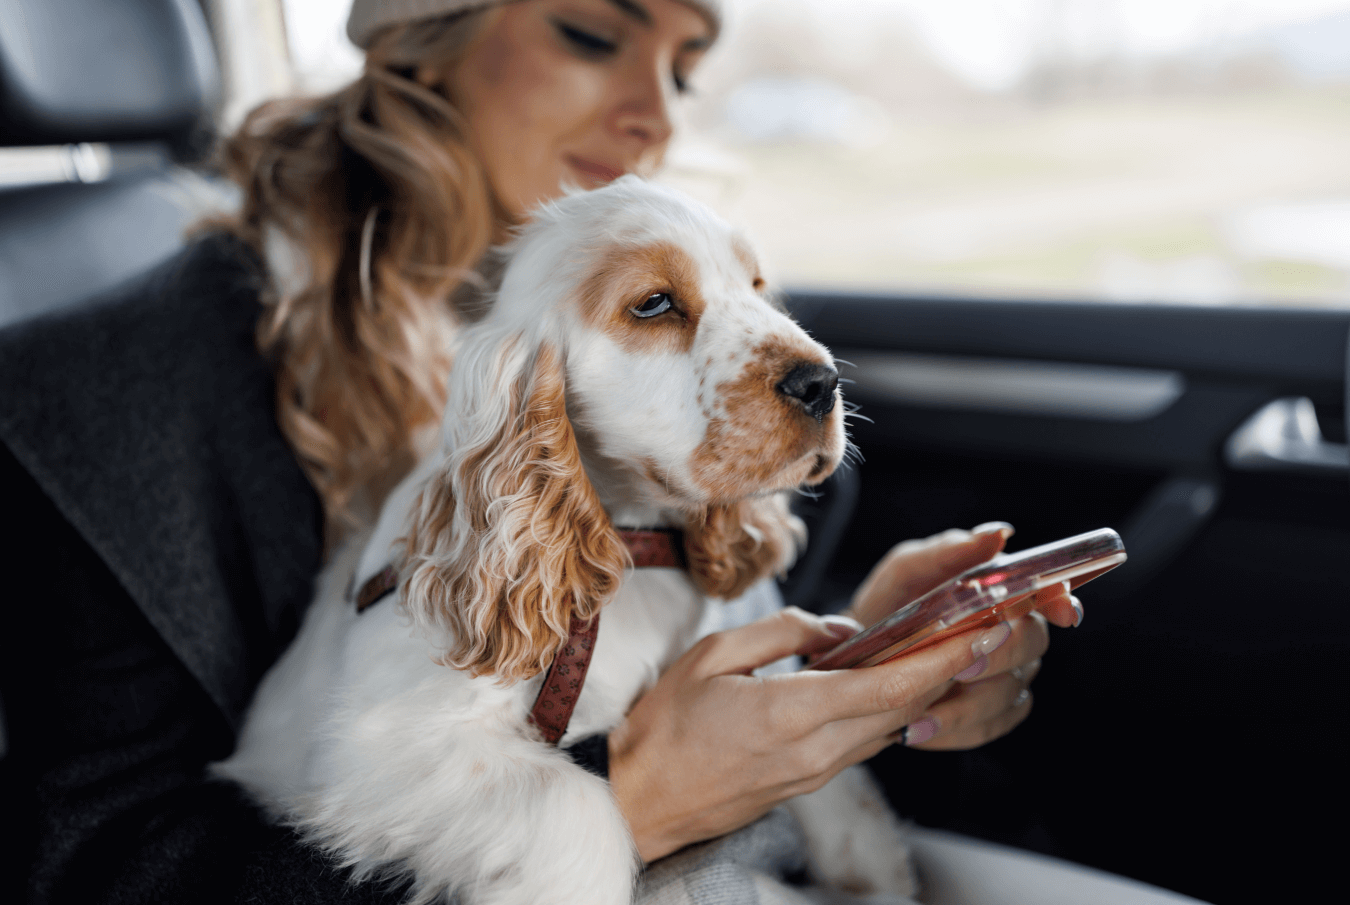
{"left": 215, "top": 177, "right": 914, "bottom": 904}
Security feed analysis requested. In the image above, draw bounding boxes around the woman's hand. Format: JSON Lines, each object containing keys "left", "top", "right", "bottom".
{"left": 607, "top": 605, "right": 1015, "bottom": 862}
{"left": 607, "top": 523, "right": 1084, "bottom": 861}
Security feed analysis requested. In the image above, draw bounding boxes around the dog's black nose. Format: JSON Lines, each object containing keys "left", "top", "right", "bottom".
{"left": 777, "top": 362, "right": 838, "bottom": 422}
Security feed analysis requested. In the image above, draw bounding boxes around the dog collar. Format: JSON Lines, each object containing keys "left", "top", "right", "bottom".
{"left": 351, "top": 528, "right": 685, "bottom": 745}
{"left": 615, "top": 526, "right": 687, "bottom": 569}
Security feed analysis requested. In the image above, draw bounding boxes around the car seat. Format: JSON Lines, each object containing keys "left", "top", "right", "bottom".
{"left": 0, "top": 0, "right": 225, "bottom": 328}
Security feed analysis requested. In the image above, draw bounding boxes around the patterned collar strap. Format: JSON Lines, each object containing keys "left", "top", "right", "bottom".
{"left": 616, "top": 527, "right": 686, "bottom": 569}
{"left": 355, "top": 564, "right": 400, "bottom": 613}
{"left": 528, "top": 614, "right": 602, "bottom": 745}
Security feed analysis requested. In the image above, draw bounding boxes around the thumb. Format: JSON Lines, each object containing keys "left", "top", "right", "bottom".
{"left": 689, "top": 607, "right": 863, "bottom": 677}
{"left": 851, "top": 522, "right": 1014, "bottom": 626}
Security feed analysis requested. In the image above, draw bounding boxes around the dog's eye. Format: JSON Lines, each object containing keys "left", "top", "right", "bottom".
{"left": 631, "top": 293, "right": 673, "bottom": 318}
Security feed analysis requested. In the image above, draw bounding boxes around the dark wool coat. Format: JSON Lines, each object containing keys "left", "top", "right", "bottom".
{"left": 0, "top": 235, "right": 412, "bottom": 904}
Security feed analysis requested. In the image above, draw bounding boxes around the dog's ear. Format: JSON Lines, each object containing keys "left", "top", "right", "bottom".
{"left": 402, "top": 334, "right": 627, "bottom": 682}
{"left": 684, "top": 494, "right": 806, "bottom": 600}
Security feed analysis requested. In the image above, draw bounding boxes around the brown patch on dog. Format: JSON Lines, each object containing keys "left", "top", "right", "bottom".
{"left": 731, "top": 237, "right": 765, "bottom": 292}
{"left": 577, "top": 241, "right": 705, "bottom": 355}
{"left": 690, "top": 337, "right": 841, "bottom": 502}
{"left": 684, "top": 496, "right": 805, "bottom": 599}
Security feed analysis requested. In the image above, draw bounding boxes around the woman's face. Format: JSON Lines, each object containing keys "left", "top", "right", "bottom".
{"left": 428, "top": 0, "right": 714, "bottom": 219}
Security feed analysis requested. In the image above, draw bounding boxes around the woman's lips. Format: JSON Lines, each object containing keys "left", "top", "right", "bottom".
{"left": 566, "top": 155, "right": 624, "bottom": 184}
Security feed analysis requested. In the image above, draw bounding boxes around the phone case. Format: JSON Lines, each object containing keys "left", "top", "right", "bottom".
{"left": 810, "top": 528, "right": 1127, "bottom": 671}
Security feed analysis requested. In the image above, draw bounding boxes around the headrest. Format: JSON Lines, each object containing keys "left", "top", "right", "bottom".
{"left": 0, "top": 0, "right": 220, "bottom": 148}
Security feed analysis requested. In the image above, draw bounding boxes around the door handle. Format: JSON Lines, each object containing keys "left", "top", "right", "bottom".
{"left": 1111, "top": 474, "right": 1220, "bottom": 593}
{"left": 1224, "top": 397, "right": 1349, "bottom": 476}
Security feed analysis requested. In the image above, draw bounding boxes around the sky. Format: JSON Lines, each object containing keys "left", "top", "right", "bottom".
{"left": 282, "top": 0, "right": 1350, "bottom": 91}
{"left": 734, "top": 0, "right": 1350, "bottom": 89}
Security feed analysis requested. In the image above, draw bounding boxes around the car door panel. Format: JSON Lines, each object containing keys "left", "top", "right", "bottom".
{"left": 789, "top": 292, "right": 1349, "bottom": 904}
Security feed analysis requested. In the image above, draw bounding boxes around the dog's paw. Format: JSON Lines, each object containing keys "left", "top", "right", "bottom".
{"left": 785, "top": 766, "right": 917, "bottom": 898}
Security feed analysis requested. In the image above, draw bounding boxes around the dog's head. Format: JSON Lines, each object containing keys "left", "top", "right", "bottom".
{"left": 404, "top": 177, "right": 848, "bottom": 680}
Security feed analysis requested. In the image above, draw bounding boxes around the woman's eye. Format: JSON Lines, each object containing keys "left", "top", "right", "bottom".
{"left": 556, "top": 22, "right": 618, "bottom": 57}
{"left": 631, "top": 293, "right": 673, "bottom": 318}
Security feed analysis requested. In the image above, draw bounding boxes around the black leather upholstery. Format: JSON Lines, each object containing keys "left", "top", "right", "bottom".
{"left": 0, "top": 0, "right": 218, "bottom": 147}
{"left": 0, "top": 174, "right": 235, "bottom": 327}
{"left": 779, "top": 465, "right": 861, "bottom": 613}
{"left": 0, "top": 0, "right": 226, "bottom": 327}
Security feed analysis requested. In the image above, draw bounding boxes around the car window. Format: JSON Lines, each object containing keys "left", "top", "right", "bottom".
{"left": 277, "top": 0, "right": 363, "bottom": 95}
{"left": 276, "top": 0, "right": 1350, "bottom": 308}
{"left": 663, "top": 0, "right": 1350, "bottom": 308}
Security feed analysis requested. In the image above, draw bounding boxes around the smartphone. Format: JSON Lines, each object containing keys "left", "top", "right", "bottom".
{"left": 809, "top": 528, "right": 1127, "bottom": 671}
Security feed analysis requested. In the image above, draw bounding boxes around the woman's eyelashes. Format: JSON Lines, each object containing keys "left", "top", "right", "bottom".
{"left": 555, "top": 21, "right": 619, "bottom": 57}
{"left": 553, "top": 20, "right": 696, "bottom": 95}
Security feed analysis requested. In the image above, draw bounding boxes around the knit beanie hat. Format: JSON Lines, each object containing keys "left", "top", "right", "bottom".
{"left": 347, "top": 0, "right": 722, "bottom": 49}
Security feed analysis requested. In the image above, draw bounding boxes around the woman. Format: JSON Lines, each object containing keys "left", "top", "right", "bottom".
{"left": 0, "top": 0, "right": 1077, "bottom": 901}
{"left": 235, "top": 0, "right": 1079, "bottom": 862}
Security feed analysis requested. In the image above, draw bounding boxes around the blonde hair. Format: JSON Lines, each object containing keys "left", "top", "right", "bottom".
{"left": 218, "top": 11, "right": 505, "bottom": 532}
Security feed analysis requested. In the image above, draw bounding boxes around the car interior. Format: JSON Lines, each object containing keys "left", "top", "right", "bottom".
{"left": 2, "top": 1, "right": 1346, "bottom": 904}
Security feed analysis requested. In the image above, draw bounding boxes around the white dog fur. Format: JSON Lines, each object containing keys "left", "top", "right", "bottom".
{"left": 214, "top": 177, "right": 914, "bottom": 904}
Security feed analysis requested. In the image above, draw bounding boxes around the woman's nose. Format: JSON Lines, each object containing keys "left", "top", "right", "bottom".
{"left": 614, "top": 69, "right": 674, "bottom": 149}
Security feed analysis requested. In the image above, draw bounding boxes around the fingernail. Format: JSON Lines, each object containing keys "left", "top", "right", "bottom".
{"left": 973, "top": 521, "right": 1014, "bottom": 539}
{"left": 1070, "top": 596, "right": 1084, "bottom": 628}
{"left": 1014, "top": 688, "right": 1031, "bottom": 708}
{"left": 972, "top": 622, "right": 1012, "bottom": 656}
{"left": 822, "top": 614, "right": 864, "bottom": 639}
{"left": 954, "top": 655, "right": 988, "bottom": 681}
{"left": 902, "top": 717, "right": 940, "bottom": 746}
